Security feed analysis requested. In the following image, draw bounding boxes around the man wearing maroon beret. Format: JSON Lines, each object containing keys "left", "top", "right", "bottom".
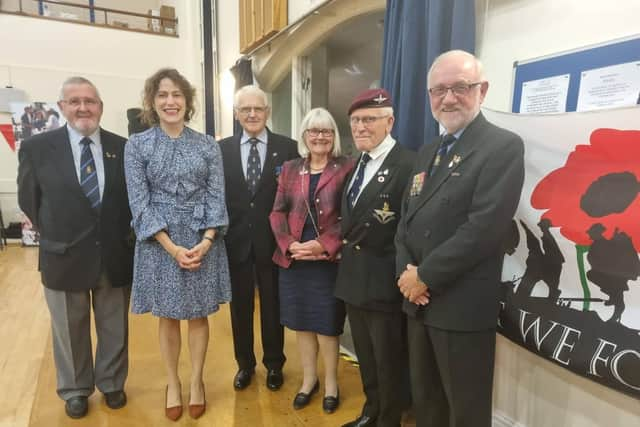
{"left": 335, "top": 88, "right": 414, "bottom": 427}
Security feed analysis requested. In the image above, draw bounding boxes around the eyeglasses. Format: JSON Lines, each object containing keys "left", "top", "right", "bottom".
{"left": 428, "top": 82, "right": 482, "bottom": 98}
{"left": 236, "top": 106, "right": 267, "bottom": 115}
{"left": 60, "top": 98, "right": 101, "bottom": 107}
{"left": 349, "top": 115, "right": 389, "bottom": 126}
{"left": 305, "top": 128, "right": 335, "bottom": 137}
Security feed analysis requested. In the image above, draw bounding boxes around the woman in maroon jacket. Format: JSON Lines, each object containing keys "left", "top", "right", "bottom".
{"left": 270, "top": 108, "right": 355, "bottom": 414}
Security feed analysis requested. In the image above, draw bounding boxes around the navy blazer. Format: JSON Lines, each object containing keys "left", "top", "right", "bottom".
{"left": 17, "top": 125, "right": 134, "bottom": 291}
{"left": 219, "top": 129, "right": 299, "bottom": 265}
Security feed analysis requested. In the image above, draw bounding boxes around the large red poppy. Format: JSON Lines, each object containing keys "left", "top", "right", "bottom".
{"left": 531, "top": 128, "right": 640, "bottom": 252}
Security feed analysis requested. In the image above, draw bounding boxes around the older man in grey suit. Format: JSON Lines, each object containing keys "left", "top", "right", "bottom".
{"left": 18, "top": 77, "right": 134, "bottom": 419}
{"left": 396, "top": 50, "right": 525, "bottom": 427}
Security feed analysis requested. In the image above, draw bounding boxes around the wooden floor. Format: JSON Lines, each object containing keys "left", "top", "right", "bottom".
{"left": 0, "top": 244, "right": 366, "bottom": 426}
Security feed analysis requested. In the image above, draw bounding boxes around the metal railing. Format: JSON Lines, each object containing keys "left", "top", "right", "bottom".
{"left": 0, "top": 0, "right": 179, "bottom": 37}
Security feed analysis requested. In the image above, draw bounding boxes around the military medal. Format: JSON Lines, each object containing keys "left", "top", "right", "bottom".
{"left": 378, "top": 176, "right": 385, "bottom": 183}
{"left": 409, "top": 172, "right": 425, "bottom": 197}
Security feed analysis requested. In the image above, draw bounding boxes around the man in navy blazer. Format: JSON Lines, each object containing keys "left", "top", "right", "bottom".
{"left": 396, "top": 50, "right": 525, "bottom": 427}
{"left": 17, "top": 77, "right": 133, "bottom": 419}
{"left": 219, "top": 85, "right": 298, "bottom": 391}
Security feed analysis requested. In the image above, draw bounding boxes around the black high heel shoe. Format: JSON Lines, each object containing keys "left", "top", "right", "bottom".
{"left": 292, "top": 380, "right": 319, "bottom": 410}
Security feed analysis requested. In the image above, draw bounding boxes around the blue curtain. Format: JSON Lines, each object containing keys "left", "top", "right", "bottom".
{"left": 381, "top": 0, "right": 476, "bottom": 151}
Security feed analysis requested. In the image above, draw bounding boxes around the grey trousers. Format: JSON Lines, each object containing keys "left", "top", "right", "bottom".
{"left": 43, "top": 275, "right": 130, "bottom": 401}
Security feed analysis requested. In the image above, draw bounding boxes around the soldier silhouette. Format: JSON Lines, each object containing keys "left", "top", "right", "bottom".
{"left": 516, "top": 219, "right": 565, "bottom": 299}
{"left": 586, "top": 223, "right": 640, "bottom": 323}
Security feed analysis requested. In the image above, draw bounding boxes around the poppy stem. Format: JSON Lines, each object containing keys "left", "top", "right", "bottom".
{"left": 575, "top": 244, "right": 591, "bottom": 310}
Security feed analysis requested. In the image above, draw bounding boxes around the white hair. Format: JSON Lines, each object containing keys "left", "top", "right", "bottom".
{"left": 233, "top": 84, "right": 269, "bottom": 109}
{"left": 298, "top": 107, "right": 342, "bottom": 157}
{"left": 427, "top": 50, "right": 485, "bottom": 86}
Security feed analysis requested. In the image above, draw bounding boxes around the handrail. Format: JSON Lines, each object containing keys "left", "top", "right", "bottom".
{"left": 1, "top": 0, "right": 179, "bottom": 37}
{"left": 37, "top": 0, "right": 178, "bottom": 26}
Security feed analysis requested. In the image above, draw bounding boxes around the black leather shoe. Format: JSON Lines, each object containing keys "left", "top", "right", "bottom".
{"left": 292, "top": 380, "right": 319, "bottom": 410}
{"left": 341, "top": 414, "right": 377, "bottom": 427}
{"left": 233, "top": 368, "right": 255, "bottom": 390}
{"left": 266, "top": 369, "right": 284, "bottom": 391}
{"left": 322, "top": 389, "right": 339, "bottom": 413}
{"left": 104, "top": 390, "right": 127, "bottom": 409}
{"left": 65, "top": 396, "right": 88, "bottom": 419}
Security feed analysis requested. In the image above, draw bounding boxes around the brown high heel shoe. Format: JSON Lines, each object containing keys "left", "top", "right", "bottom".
{"left": 165, "top": 385, "right": 183, "bottom": 421}
{"left": 188, "top": 382, "right": 206, "bottom": 419}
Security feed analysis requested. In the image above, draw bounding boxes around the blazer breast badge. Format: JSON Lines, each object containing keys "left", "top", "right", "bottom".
{"left": 373, "top": 201, "right": 396, "bottom": 224}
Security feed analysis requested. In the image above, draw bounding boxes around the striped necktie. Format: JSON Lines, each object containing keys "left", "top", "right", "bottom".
{"left": 347, "top": 153, "right": 371, "bottom": 208}
{"left": 429, "top": 134, "right": 456, "bottom": 176}
{"left": 80, "top": 137, "right": 101, "bottom": 210}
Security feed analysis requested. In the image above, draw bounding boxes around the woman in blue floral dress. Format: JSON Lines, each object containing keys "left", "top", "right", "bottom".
{"left": 124, "top": 68, "right": 230, "bottom": 421}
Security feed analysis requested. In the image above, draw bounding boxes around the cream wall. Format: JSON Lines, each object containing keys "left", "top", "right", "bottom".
{"left": 0, "top": 1, "right": 203, "bottom": 222}
{"left": 476, "top": 1, "right": 640, "bottom": 426}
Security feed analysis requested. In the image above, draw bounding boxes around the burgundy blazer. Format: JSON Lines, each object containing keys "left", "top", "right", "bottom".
{"left": 270, "top": 155, "right": 355, "bottom": 268}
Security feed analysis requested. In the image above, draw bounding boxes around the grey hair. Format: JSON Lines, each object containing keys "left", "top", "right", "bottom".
{"left": 427, "top": 50, "right": 485, "bottom": 86}
{"left": 58, "top": 76, "right": 101, "bottom": 101}
{"left": 233, "top": 84, "right": 269, "bottom": 109}
{"left": 298, "top": 107, "right": 342, "bottom": 158}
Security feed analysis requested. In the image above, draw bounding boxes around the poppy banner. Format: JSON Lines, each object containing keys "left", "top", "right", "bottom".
{"left": 483, "top": 107, "right": 640, "bottom": 399}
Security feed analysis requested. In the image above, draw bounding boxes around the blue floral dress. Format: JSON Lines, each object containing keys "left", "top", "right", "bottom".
{"left": 124, "top": 126, "right": 231, "bottom": 319}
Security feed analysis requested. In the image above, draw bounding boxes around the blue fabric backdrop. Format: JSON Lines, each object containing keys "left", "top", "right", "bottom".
{"left": 381, "top": 0, "right": 476, "bottom": 151}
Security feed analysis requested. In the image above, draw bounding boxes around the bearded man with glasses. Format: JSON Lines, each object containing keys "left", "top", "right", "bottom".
{"left": 395, "top": 50, "right": 525, "bottom": 427}
{"left": 219, "top": 85, "right": 298, "bottom": 392}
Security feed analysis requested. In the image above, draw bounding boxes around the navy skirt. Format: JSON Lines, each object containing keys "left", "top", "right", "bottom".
{"left": 279, "top": 260, "right": 345, "bottom": 336}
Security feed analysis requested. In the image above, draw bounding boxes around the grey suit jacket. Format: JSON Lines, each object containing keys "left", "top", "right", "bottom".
{"left": 395, "top": 113, "right": 525, "bottom": 331}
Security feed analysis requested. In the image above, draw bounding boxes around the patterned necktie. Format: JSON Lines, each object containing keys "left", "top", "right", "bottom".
{"left": 246, "top": 137, "right": 262, "bottom": 195}
{"left": 429, "top": 134, "right": 456, "bottom": 176}
{"left": 80, "top": 137, "right": 101, "bottom": 210}
{"left": 347, "top": 153, "right": 372, "bottom": 208}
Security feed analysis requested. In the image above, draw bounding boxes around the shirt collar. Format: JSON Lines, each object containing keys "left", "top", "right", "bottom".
{"left": 67, "top": 125, "right": 101, "bottom": 146}
{"left": 366, "top": 134, "right": 396, "bottom": 160}
{"left": 241, "top": 128, "right": 268, "bottom": 145}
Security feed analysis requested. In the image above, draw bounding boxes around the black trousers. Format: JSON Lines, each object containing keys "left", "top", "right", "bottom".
{"left": 229, "top": 252, "right": 285, "bottom": 371}
{"left": 407, "top": 316, "right": 496, "bottom": 427}
{"left": 347, "top": 304, "right": 408, "bottom": 427}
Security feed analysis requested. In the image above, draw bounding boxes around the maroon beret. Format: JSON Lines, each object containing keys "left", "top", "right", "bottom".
{"left": 348, "top": 88, "right": 392, "bottom": 115}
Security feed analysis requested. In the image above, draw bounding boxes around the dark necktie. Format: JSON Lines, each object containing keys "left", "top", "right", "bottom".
{"left": 347, "top": 153, "right": 372, "bottom": 208}
{"left": 80, "top": 137, "right": 101, "bottom": 210}
{"left": 246, "top": 137, "right": 262, "bottom": 195}
{"left": 429, "top": 134, "right": 456, "bottom": 176}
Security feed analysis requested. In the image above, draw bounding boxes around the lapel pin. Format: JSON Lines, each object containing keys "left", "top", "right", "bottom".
{"left": 449, "top": 154, "right": 462, "bottom": 168}
{"left": 272, "top": 152, "right": 278, "bottom": 157}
